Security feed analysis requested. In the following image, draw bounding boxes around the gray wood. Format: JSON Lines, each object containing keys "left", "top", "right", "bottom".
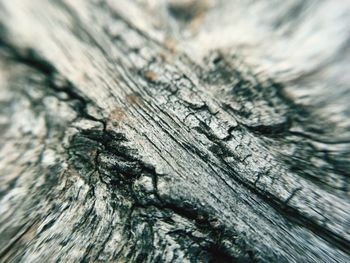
{"left": 0, "top": 0, "right": 349, "bottom": 262}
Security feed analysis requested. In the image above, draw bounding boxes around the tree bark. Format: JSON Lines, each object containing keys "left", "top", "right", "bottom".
{"left": 0, "top": 1, "right": 349, "bottom": 262}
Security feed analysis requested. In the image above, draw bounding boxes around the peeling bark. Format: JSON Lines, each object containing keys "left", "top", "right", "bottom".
{"left": 0, "top": 1, "right": 350, "bottom": 262}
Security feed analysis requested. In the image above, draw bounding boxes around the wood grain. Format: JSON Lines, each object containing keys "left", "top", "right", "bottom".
{"left": 0, "top": 0, "right": 349, "bottom": 262}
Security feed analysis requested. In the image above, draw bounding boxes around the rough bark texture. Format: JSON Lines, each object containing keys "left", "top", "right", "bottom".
{"left": 0, "top": 0, "right": 349, "bottom": 262}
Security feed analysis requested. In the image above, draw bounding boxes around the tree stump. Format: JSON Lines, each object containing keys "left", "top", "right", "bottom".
{"left": 0, "top": 1, "right": 349, "bottom": 262}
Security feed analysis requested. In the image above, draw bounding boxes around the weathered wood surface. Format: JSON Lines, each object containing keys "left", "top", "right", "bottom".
{"left": 0, "top": 0, "right": 349, "bottom": 262}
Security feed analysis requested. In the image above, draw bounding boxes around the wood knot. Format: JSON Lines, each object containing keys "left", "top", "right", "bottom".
{"left": 110, "top": 106, "right": 126, "bottom": 121}
{"left": 126, "top": 93, "right": 143, "bottom": 106}
{"left": 164, "top": 37, "right": 177, "bottom": 53}
{"left": 144, "top": 70, "right": 158, "bottom": 82}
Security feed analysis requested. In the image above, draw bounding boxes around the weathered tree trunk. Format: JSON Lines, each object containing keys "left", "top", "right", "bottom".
{"left": 0, "top": 1, "right": 349, "bottom": 262}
